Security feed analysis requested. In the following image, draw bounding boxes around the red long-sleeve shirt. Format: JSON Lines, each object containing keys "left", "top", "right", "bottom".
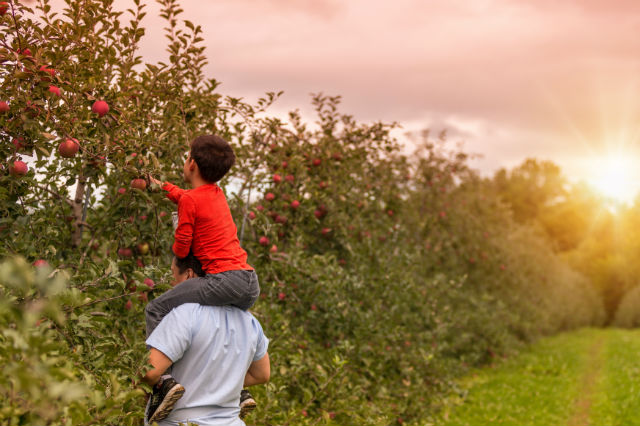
{"left": 163, "top": 182, "right": 253, "bottom": 274}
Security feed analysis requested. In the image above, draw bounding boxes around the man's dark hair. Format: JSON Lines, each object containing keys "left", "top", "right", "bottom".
{"left": 174, "top": 251, "right": 205, "bottom": 277}
{"left": 190, "top": 135, "right": 236, "bottom": 183}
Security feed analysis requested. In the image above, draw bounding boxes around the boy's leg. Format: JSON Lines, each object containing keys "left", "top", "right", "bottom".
{"left": 145, "top": 276, "right": 210, "bottom": 337}
{"left": 207, "top": 270, "right": 260, "bottom": 311}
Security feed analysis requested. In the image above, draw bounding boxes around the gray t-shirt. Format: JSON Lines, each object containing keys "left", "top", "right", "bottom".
{"left": 146, "top": 304, "right": 269, "bottom": 426}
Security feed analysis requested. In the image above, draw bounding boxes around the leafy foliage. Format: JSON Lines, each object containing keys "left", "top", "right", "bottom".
{"left": 0, "top": 1, "right": 603, "bottom": 425}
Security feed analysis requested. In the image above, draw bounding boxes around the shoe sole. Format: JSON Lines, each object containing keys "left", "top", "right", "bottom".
{"left": 239, "top": 399, "right": 257, "bottom": 419}
{"left": 148, "top": 384, "right": 185, "bottom": 423}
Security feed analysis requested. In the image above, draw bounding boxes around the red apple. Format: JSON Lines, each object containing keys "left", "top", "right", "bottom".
{"left": 137, "top": 242, "right": 150, "bottom": 255}
{"left": 9, "top": 160, "right": 28, "bottom": 176}
{"left": 0, "top": 3, "right": 8, "bottom": 16}
{"left": 12, "top": 138, "right": 24, "bottom": 150}
{"left": 0, "top": 101, "right": 8, "bottom": 113}
{"left": 33, "top": 259, "right": 48, "bottom": 267}
{"left": 117, "top": 247, "right": 133, "bottom": 258}
{"left": 318, "top": 181, "right": 328, "bottom": 189}
{"left": 312, "top": 158, "right": 321, "bottom": 166}
{"left": 248, "top": 211, "right": 256, "bottom": 220}
{"left": 117, "top": 188, "right": 127, "bottom": 195}
{"left": 256, "top": 204, "right": 264, "bottom": 212}
{"left": 139, "top": 215, "right": 148, "bottom": 221}
{"left": 138, "top": 292, "right": 148, "bottom": 303}
{"left": 39, "top": 66, "right": 55, "bottom": 79}
{"left": 387, "top": 209, "right": 394, "bottom": 216}
{"left": 58, "top": 138, "right": 79, "bottom": 158}
{"left": 321, "top": 227, "right": 331, "bottom": 235}
{"left": 131, "top": 178, "right": 147, "bottom": 190}
{"left": 290, "top": 200, "right": 300, "bottom": 209}
{"left": 273, "top": 174, "right": 282, "bottom": 184}
{"left": 19, "top": 48, "right": 31, "bottom": 56}
{"left": 278, "top": 292, "right": 286, "bottom": 300}
{"left": 275, "top": 215, "right": 287, "bottom": 224}
{"left": 48, "top": 85, "right": 61, "bottom": 96}
{"left": 265, "top": 192, "right": 275, "bottom": 201}
{"left": 270, "top": 244, "right": 278, "bottom": 253}
{"left": 332, "top": 152, "right": 342, "bottom": 161}
{"left": 285, "top": 174, "right": 294, "bottom": 183}
{"left": 144, "top": 278, "right": 155, "bottom": 289}
{"left": 281, "top": 161, "right": 288, "bottom": 168}
{"left": 314, "top": 209, "right": 325, "bottom": 219}
{"left": 311, "top": 304, "right": 317, "bottom": 311}
{"left": 259, "top": 236, "right": 269, "bottom": 246}
{"left": 92, "top": 100, "right": 109, "bottom": 117}
{"left": 136, "top": 258, "right": 144, "bottom": 268}
{"left": 124, "top": 300, "right": 133, "bottom": 310}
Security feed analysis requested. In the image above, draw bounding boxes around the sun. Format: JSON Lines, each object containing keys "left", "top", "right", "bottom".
{"left": 588, "top": 155, "right": 639, "bottom": 204}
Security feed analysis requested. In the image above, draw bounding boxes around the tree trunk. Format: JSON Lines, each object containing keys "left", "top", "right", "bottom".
{"left": 71, "top": 174, "right": 87, "bottom": 248}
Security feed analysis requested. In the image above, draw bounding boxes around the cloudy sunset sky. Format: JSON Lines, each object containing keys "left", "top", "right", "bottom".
{"left": 114, "top": 0, "right": 640, "bottom": 198}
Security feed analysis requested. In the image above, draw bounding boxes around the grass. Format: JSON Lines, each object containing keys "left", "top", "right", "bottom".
{"left": 590, "top": 329, "right": 640, "bottom": 426}
{"left": 436, "top": 328, "right": 606, "bottom": 426}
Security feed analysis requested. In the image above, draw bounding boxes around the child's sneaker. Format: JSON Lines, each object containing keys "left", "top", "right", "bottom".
{"left": 239, "top": 389, "right": 257, "bottom": 419}
{"left": 147, "top": 376, "right": 185, "bottom": 423}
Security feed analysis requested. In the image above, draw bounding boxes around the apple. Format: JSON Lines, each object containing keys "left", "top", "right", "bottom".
{"left": 117, "top": 247, "right": 133, "bottom": 258}
{"left": 290, "top": 200, "right": 300, "bottom": 209}
{"left": 318, "top": 181, "right": 328, "bottom": 189}
{"left": 439, "top": 211, "right": 446, "bottom": 218}
{"left": 265, "top": 192, "right": 275, "bottom": 201}
{"left": 117, "top": 188, "right": 126, "bottom": 195}
{"left": 0, "top": 3, "right": 8, "bottom": 16}
{"left": 137, "top": 242, "right": 150, "bottom": 255}
{"left": 314, "top": 209, "right": 326, "bottom": 219}
{"left": 33, "top": 259, "right": 48, "bottom": 267}
{"left": 39, "top": 66, "right": 55, "bottom": 79}
{"left": 131, "top": 178, "right": 147, "bottom": 190}
{"left": 321, "top": 227, "right": 331, "bottom": 235}
{"left": 256, "top": 204, "right": 264, "bottom": 212}
{"left": 0, "top": 101, "right": 8, "bottom": 113}
{"left": 58, "top": 138, "right": 79, "bottom": 158}
{"left": 272, "top": 174, "right": 282, "bottom": 184}
{"left": 312, "top": 158, "right": 321, "bottom": 166}
{"left": 159, "top": 211, "right": 168, "bottom": 218}
{"left": 285, "top": 174, "right": 294, "bottom": 183}
{"left": 48, "top": 85, "right": 61, "bottom": 96}
{"left": 270, "top": 244, "right": 278, "bottom": 253}
{"left": 248, "top": 211, "right": 256, "bottom": 220}
{"left": 281, "top": 161, "right": 288, "bottom": 168}
{"left": 139, "top": 215, "right": 148, "bottom": 221}
{"left": 259, "top": 236, "right": 269, "bottom": 246}
{"left": 275, "top": 215, "right": 287, "bottom": 224}
{"left": 9, "top": 160, "right": 28, "bottom": 176}
{"left": 301, "top": 410, "right": 308, "bottom": 417}
{"left": 138, "top": 292, "right": 148, "bottom": 303}
{"left": 136, "top": 258, "right": 144, "bottom": 268}
{"left": 12, "top": 137, "right": 24, "bottom": 150}
{"left": 277, "top": 292, "right": 286, "bottom": 300}
{"left": 311, "top": 304, "right": 317, "bottom": 311}
{"left": 387, "top": 209, "right": 394, "bottom": 216}
{"left": 92, "top": 100, "right": 109, "bottom": 117}
{"left": 124, "top": 300, "right": 133, "bottom": 310}
{"left": 144, "top": 278, "right": 155, "bottom": 288}
{"left": 19, "top": 48, "right": 31, "bottom": 56}
{"left": 332, "top": 152, "right": 342, "bottom": 161}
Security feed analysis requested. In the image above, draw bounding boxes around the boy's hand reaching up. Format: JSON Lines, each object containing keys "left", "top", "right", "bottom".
{"left": 147, "top": 174, "right": 163, "bottom": 191}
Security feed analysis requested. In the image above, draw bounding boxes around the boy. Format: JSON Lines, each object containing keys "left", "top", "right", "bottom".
{"left": 146, "top": 135, "right": 260, "bottom": 422}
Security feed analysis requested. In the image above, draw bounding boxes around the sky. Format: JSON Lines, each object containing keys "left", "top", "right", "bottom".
{"left": 62, "top": 1, "right": 640, "bottom": 199}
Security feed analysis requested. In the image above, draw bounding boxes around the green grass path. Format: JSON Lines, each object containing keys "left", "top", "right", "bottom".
{"left": 438, "top": 328, "right": 640, "bottom": 426}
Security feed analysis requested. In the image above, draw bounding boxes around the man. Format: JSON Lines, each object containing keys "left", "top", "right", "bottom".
{"left": 142, "top": 254, "right": 270, "bottom": 425}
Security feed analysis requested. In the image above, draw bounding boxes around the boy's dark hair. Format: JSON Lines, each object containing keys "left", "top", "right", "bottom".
{"left": 174, "top": 251, "right": 205, "bottom": 277}
{"left": 190, "top": 135, "right": 236, "bottom": 183}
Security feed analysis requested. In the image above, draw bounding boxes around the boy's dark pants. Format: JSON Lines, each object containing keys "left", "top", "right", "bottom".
{"left": 145, "top": 269, "right": 260, "bottom": 337}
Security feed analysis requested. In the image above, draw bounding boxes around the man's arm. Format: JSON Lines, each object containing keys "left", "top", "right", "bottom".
{"left": 244, "top": 352, "right": 270, "bottom": 387}
{"left": 142, "top": 348, "right": 173, "bottom": 386}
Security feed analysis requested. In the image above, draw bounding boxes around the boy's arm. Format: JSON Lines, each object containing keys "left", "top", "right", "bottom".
{"left": 148, "top": 174, "right": 186, "bottom": 204}
{"left": 163, "top": 182, "right": 187, "bottom": 204}
{"left": 142, "top": 348, "right": 173, "bottom": 386}
{"left": 173, "top": 195, "right": 196, "bottom": 258}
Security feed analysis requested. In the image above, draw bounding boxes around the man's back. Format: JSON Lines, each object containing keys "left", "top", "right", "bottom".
{"left": 146, "top": 304, "right": 268, "bottom": 426}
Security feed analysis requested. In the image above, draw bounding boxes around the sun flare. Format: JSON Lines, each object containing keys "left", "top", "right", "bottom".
{"left": 588, "top": 155, "right": 639, "bottom": 203}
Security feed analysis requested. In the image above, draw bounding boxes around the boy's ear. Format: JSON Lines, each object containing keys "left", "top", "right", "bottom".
{"left": 186, "top": 268, "right": 196, "bottom": 279}
{"left": 188, "top": 158, "right": 197, "bottom": 171}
